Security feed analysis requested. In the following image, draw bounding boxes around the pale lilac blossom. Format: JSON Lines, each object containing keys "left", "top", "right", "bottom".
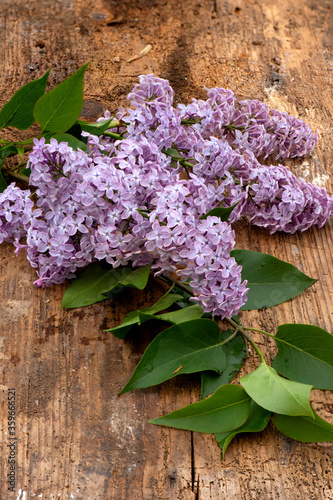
{"left": 0, "top": 75, "right": 331, "bottom": 319}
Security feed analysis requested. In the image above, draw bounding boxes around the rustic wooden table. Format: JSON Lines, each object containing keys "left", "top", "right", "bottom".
{"left": 1, "top": 0, "right": 333, "bottom": 498}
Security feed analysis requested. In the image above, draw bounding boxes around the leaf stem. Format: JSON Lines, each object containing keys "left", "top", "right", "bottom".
{"left": 241, "top": 326, "right": 275, "bottom": 339}
{"left": 15, "top": 138, "right": 34, "bottom": 146}
{"left": 13, "top": 161, "right": 28, "bottom": 172}
{"left": 6, "top": 171, "right": 30, "bottom": 184}
{"left": 103, "top": 131, "right": 123, "bottom": 140}
{"left": 225, "top": 317, "right": 266, "bottom": 363}
{"left": 221, "top": 328, "right": 239, "bottom": 345}
{"left": 160, "top": 274, "right": 194, "bottom": 296}
{"left": 179, "top": 159, "right": 194, "bottom": 169}
{"left": 107, "top": 119, "right": 121, "bottom": 129}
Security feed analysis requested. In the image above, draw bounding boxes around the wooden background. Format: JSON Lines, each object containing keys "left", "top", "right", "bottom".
{"left": 1, "top": 0, "right": 333, "bottom": 498}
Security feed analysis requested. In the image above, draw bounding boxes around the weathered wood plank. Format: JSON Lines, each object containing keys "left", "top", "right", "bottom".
{"left": 0, "top": 0, "right": 333, "bottom": 498}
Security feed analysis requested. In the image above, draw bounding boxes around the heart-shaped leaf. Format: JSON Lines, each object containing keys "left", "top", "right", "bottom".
{"left": 34, "top": 63, "right": 89, "bottom": 133}
{"left": 0, "top": 70, "right": 49, "bottom": 130}
{"left": 272, "top": 324, "right": 333, "bottom": 390}
{"left": 150, "top": 384, "right": 251, "bottom": 434}
{"left": 201, "top": 332, "right": 247, "bottom": 399}
{"left": 273, "top": 410, "right": 333, "bottom": 442}
{"left": 120, "top": 319, "right": 227, "bottom": 394}
{"left": 240, "top": 362, "right": 314, "bottom": 417}
{"left": 216, "top": 401, "right": 271, "bottom": 457}
{"left": 231, "top": 249, "right": 315, "bottom": 310}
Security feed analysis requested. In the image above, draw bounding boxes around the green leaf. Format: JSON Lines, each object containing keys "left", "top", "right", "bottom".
{"left": 118, "top": 263, "right": 151, "bottom": 289}
{"left": 135, "top": 306, "right": 204, "bottom": 328}
{"left": 134, "top": 304, "right": 204, "bottom": 328}
{"left": 172, "top": 284, "right": 193, "bottom": 309}
{"left": 78, "top": 118, "right": 115, "bottom": 136}
{"left": 201, "top": 332, "right": 247, "bottom": 399}
{"left": 64, "top": 122, "right": 86, "bottom": 142}
{"left": 273, "top": 410, "right": 333, "bottom": 442}
{"left": 62, "top": 263, "right": 131, "bottom": 308}
{"left": 106, "top": 310, "right": 142, "bottom": 340}
{"left": 106, "top": 291, "right": 184, "bottom": 339}
{"left": 0, "top": 70, "right": 49, "bottom": 130}
{"left": 240, "top": 362, "right": 314, "bottom": 417}
{"left": 109, "top": 305, "right": 204, "bottom": 340}
{"left": 200, "top": 203, "right": 238, "bottom": 222}
{"left": 62, "top": 262, "right": 151, "bottom": 308}
{"left": 154, "top": 304, "right": 204, "bottom": 324}
{"left": 164, "top": 147, "right": 183, "bottom": 160}
{"left": 0, "top": 145, "right": 19, "bottom": 166}
{"left": 231, "top": 249, "right": 315, "bottom": 310}
{"left": 0, "top": 169, "right": 7, "bottom": 192}
{"left": 34, "top": 63, "right": 89, "bottom": 133}
{"left": 15, "top": 145, "right": 24, "bottom": 158}
{"left": 0, "top": 145, "right": 21, "bottom": 160}
{"left": 272, "top": 324, "right": 333, "bottom": 390}
{"left": 19, "top": 167, "right": 31, "bottom": 177}
{"left": 144, "top": 291, "right": 185, "bottom": 316}
{"left": 48, "top": 133, "right": 87, "bottom": 152}
{"left": 150, "top": 384, "right": 251, "bottom": 434}
{"left": 120, "top": 319, "right": 227, "bottom": 394}
{"left": 0, "top": 145, "right": 24, "bottom": 191}
{"left": 216, "top": 401, "right": 271, "bottom": 457}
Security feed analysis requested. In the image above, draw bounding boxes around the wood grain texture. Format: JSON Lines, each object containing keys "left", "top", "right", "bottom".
{"left": 0, "top": 0, "right": 333, "bottom": 498}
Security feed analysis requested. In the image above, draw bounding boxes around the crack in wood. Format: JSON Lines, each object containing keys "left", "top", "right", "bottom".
{"left": 191, "top": 431, "right": 195, "bottom": 491}
{"left": 195, "top": 474, "right": 200, "bottom": 499}
{"left": 191, "top": 432, "right": 200, "bottom": 498}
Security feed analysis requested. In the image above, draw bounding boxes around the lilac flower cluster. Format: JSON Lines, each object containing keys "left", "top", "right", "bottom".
{"left": 244, "top": 164, "right": 333, "bottom": 234}
{"left": 0, "top": 184, "right": 34, "bottom": 245}
{"left": 177, "top": 88, "right": 318, "bottom": 160}
{"left": 0, "top": 75, "right": 331, "bottom": 320}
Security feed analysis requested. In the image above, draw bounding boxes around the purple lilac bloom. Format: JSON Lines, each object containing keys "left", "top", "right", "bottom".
{"left": 0, "top": 183, "right": 34, "bottom": 245}
{"left": 176, "top": 217, "right": 248, "bottom": 318}
{"left": 0, "top": 75, "right": 331, "bottom": 319}
{"left": 227, "top": 99, "right": 318, "bottom": 160}
{"left": 240, "top": 164, "right": 333, "bottom": 233}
